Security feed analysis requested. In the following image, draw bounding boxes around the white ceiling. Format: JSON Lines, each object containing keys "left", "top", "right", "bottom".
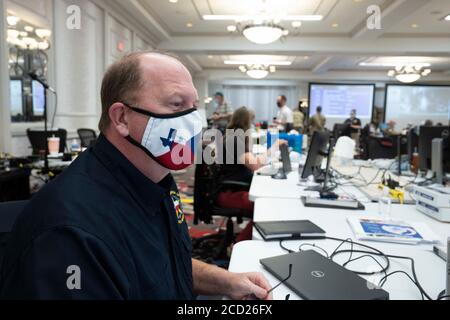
{"left": 114, "top": 0, "right": 450, "bottom": 82}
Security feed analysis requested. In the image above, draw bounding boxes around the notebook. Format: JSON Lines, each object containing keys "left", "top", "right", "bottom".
{"left": 347, "top": 217, "right": 440, "bottom": 245}
{"left": 254, "top": 220, "right": 326, "bottom": 241}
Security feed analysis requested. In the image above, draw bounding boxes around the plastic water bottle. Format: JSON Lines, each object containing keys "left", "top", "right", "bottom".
{"left": 71, "top": 139, "right": 81, "bottom": 153}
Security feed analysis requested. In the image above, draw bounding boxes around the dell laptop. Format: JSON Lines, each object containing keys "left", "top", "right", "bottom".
{"left": 260, "top": 250, "right": 389, "bottom": 300}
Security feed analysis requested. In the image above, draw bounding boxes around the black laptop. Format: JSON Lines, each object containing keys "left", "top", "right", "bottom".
{"left": 254, "top": 220, "right": 325, "bottom": 241}
{"left": 260, "top": 250, "right": 389, "bottom": 300}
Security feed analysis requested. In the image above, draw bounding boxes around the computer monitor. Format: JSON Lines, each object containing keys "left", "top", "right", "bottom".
{"left": 26, "top": 128, "right": 67, "bottom": 156}
{"left": 280, "top": 144, "right": 292, "bottom": 173}
{"left": 418, "top": 126, "right": 450, "bottom": 171}
{"left": 333, "top": 123, "right": 350, "bottom": 140}
{"left": 9, "top": 78, "right": 23, "bottom": 117}
{"left": 32, "top": 80, "right": 45, "bottom": 117}
{"left": 301, "top": 131, "right": 330, "bottom": 180}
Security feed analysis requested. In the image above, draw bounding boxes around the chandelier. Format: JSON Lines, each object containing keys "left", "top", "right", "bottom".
{"left": 239, "top": 64, "right": 276, "bottom": 79}
{"left": 203, "top": 14, "right": 322, "bottom": 45}
{"left": 387, "top": 65, "right": 431, "bottom": 83}
{"left": 242, "top": 23, "right": 287, "bottom": 44}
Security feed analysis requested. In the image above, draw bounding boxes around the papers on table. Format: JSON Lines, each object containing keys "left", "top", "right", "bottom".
{"left": 347, "top": 216, "right": 441, "bottom": 245}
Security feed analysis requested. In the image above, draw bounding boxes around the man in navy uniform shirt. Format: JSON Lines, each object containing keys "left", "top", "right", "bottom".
{"left": 0, "top": 52, "right": 272, "bottom": 300}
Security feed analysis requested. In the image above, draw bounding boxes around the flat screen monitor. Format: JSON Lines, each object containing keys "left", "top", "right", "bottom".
{"left": 10, "top": 79, "right": 23, "bottom": 117}
{"left": 418, "top": 126, "right": 450, "bottom": 171}
{"left": 32, "top": 80, "right": 45, "bottom": 117}
{"left": 385, "top": 85, "right": 450, "bottom": 130}
{"left": 301, "top": 131, "right": 330, "bottom": 180}
{"left": 309, "top": 83, "right": 375, "bottom": 129}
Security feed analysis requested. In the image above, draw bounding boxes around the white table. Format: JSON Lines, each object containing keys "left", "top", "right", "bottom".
{"left": 228, "top": 197, "right": 449, "bottom": 300}
{"left": 249, "top": 170, "right": 370, "bottom": 203}
{"left": 252, "top": 198, "right": 450, "bottom": 245}
{"left": 229, "top": 240, "right": 446, "bottom": 300}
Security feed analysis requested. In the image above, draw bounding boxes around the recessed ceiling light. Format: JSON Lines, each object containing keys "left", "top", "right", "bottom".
{"left": 169, "top": 0, "right": 178, "bottom": 3}
{"left": 202, "top": 15, "right": 323, "bottom": 21}
{"left": 445, "top": 14, "right": 450, "bottom": 21}
{"left": 224, "top": 60, "right": 292, "bottom": 66}
{"left": 292, "top": 21, "right": 302, "bottom": 28}
{"left": 186, "top": 22, "right": 193, "bottom": 28}
{"left": 208, "top": 55, "right": 213, "bottom": 59}
{"left": 227, "top": 25, "right": 237, "bottom": 32}
{"left": 331, "top": 23, "right": 339, "bottom": 28}
{"left": 411, "top": 23, "right": 419, "bottom": 28}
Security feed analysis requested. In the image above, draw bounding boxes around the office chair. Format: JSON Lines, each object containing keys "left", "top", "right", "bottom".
{"left": 77, "top": 129, "right": 97, "bottom": 148}
{"left": 193, "top": 162, "right": 252, "bottom": 261}
{"left": 367, "top": 136, "right": 397, "bottom": 159}
{"left": 0, "top": 201, "right": 28, "bottom": 266}
{"left": 27, "top": 128, "right": 67, "bottom": 155}
{"left": 333, "top": 123, "right": 350, "bottom": 140}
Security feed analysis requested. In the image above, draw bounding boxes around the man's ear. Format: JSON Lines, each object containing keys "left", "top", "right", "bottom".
{"left": 108, "top": 102, "right": 130, "bottom": 137}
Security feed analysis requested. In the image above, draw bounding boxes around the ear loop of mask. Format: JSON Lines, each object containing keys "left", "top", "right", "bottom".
{"left": 122, "top": 102, "right": 197, "bottom": 119}
{"left": 125, "top": 135, "right": 169, "bottom": 168}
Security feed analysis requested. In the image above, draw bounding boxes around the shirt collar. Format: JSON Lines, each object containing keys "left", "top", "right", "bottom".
{"left": 93, "top": 134, "right": 171, "bottom": 213}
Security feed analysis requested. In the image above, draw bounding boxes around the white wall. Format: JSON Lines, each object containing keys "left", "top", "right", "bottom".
{"left": 53, "top": 0, "right": 104, "bottom": 135}
{"left": 4, "top": 0, "right": 155, "bottom": 156}
{"left": 0, "top": 0, "right": 11, "bottom": 153}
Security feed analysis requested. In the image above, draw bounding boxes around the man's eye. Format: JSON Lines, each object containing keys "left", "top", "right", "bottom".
{"left": 172, "top": 102, "right": 183, "bottom": 108}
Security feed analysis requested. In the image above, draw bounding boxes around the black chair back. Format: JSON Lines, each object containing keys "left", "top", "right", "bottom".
{"left": 77, "top": 129, "right": 97, "bottom": 148}
{"left": 27, "top": 128, "right": 67, "bottom": 155}
{"left": 367, "top": 136, "right": 396, "bottom": 159}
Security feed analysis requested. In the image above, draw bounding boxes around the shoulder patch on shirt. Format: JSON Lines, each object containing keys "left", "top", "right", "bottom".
{"left": 170, "top": 191, "right": 185, "bottom": 224}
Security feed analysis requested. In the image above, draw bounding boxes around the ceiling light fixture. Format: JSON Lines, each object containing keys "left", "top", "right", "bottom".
{"left": 207, "top": 14, "right": 322, "bottom": 44}
{"left": 7, "top": 29, "right": 20, "bottom": 39}
{"left": 224, "top": 60, "right": 291, "bottom": 66}
{"left": 242, "top": 23, "right": 284, "bottom": 44}
{"left": 7, "top": 15, "right": 20, "bottom": 26}
{"left": 227, "top": 25, "right": 237, "bottom": 32}
{"left": 445, "top": 14, "right": 450, "bottom": 21}
{"left": 238, "top": 64, "right": 277, "bottom": 79}
{"left": 35, "top": 29, "right": 52, "bottom": 38}
{"left": 203, "top": 15, "right": 323, "bottom": 21}
{"left": 388, "top": 64, "right": 431, "bottom": 83}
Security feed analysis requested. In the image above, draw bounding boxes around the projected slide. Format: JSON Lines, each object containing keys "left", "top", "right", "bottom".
{"left": 10, "top": 80, "right": 23, "bottom": 116}
{"left": 32, "top": 80, "right": 45, "bottom": 116}
{"left": 385, "top": 85, "right": 450, "bottom": 130}
{"left": 309, "top": 84, "right": 375, "bottom": 128}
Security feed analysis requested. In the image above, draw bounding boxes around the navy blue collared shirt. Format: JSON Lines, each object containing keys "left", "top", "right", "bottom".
{"left": 0, "top": 135, "right": 194, "bottom": 300}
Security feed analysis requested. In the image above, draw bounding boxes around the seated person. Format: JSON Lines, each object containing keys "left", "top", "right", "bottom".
{"left": 384, "top": 120, "right": 399, "bottom": 136}
{"left": 216, "top": 107, "right": 286, "bottom": 242}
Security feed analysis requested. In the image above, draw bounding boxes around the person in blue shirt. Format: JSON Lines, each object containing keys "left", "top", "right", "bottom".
{"left": 0, "top": 52, "right": 272, "bottom": 300}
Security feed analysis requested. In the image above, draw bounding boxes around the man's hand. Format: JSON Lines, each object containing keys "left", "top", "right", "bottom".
{"left": 225, "top": 272, "right": 273, "bottom": 300}
{"left": 192, "top": 259, "right": 273, "bottom": 300}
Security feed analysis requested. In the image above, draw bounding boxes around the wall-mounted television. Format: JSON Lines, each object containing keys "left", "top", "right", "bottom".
{"left": 384, "top": 84, "right": 450, "bottom": 130}
{"left": 308, "top": 83, "right": 375, "bottom": 129}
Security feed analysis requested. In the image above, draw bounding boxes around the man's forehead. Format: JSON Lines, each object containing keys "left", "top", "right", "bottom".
{"left": 138, "top": 54, "right": 197, "bottom": 98}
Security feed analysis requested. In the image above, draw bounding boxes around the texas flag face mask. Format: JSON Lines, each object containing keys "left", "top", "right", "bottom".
{"left": 123, "top": 103, "right": 203, "bottom": 171}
